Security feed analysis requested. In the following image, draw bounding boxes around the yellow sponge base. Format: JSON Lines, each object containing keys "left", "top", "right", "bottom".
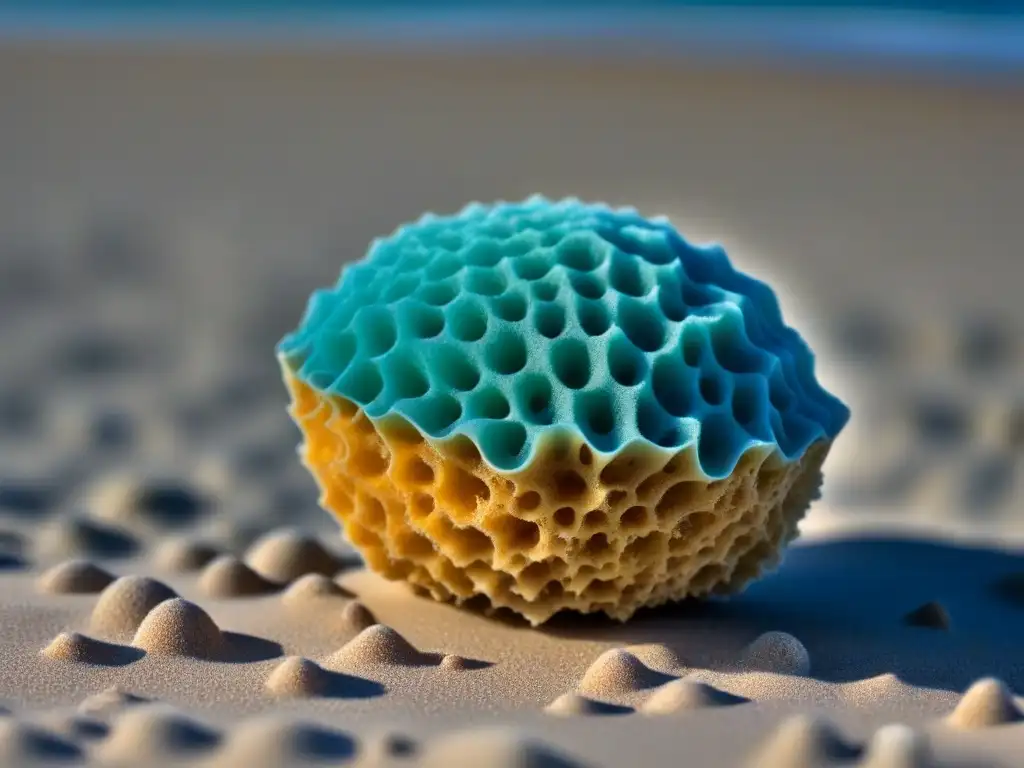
{"left": 284, "top": 369, "right": 831, "bottom": 625}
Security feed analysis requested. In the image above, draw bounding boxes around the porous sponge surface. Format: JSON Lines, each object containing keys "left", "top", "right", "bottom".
{"left": 279, "top": 197, "right": 849, "bottom": 624}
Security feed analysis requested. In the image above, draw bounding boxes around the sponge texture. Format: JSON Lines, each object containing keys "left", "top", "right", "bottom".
{"left": 279, "top": 197, "right": 848, "bottom": 624}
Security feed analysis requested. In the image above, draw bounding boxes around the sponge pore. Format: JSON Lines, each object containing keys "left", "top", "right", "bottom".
{"left": 278, "top": 197, "right": 849, "bottom": 624}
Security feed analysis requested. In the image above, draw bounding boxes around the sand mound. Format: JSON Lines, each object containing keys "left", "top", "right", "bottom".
{"left": 280, "top": 573, "right": 349, "bottom": 605}
{"left": 946, "top": 678, "right": 1024, "bottom": 728}
{"left": 154, "top": 537, "right": 220, "bottom": 573}
{"left": 439, "top": 654, "right": 473, "bottom": 672}
{"left": 744, "top": 714, "right": 860, "bottom": 768}
{"left": 0, "top": 720, "right": 82, "bottom": 766}
{"left": 422, "top": 727, "right": 587, "bottom": 768}
{"left": 40, "top": 631, "right": 132, "bottom": 665}
{"left": 131, "top": 598, "right": 223, "bottom": 658}
{"left": 740, "top": 632, "right": 811, "bottom": 676}
{"left": 97, "top": 705, "right": 221, "bottom": 763}
{"left": 339, "top": 601, "right": 378, "bottom": 633}
{"left": 37, "top": 559, "right": 114, "bottom": 594}
{"left": 245, "top": 528, "right": 338, "bottom": 583}
{"left": 90, "top": 575, "right": 178, "bottom": 638}
{"left": 859, "top": 724, "right": 932, "bottom": 768}
{"left": 35, "top": 516, "right": 137, "bottom": 561}
{"left": 839, "top": 673, "right": 918, "bottom": 707}
{"left": 325, "top": 624, "right": 429, "bottom": 668}
{"left": 545, "top": 693, "right": 632, "bottom": 716}
{"left": 78, "top": 687, "right": 149, "bottom": 717}
{"left": 216, "top": 716, "right": 356, "bottom": 767}
{"left": 199, "top": 555, "right": 278, "bottom": 598}
{"left": 623, "top": 643, "right": 685, "bottom": 673}
{"left": 90, "top": 474, "right": 209, "bottom": 531}
{"left": 902, "top": 601, "right": 951, "bottom": 630}
{"left": 577, "top": 649, "right": 674, "bottom": 697}
{"left": 265, "top": 657, "right": 333, "bottom": 698}
{"left": 641, "top": 679, "right": 748, "bottom": 714}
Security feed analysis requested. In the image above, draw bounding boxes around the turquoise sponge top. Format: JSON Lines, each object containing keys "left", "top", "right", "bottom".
{"left": 278, "top": 197, "right": 849, "bottom": 478}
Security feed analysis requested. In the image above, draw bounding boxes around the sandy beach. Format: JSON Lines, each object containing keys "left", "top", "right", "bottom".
{"left": 1, "top": 40, "right": 1024, "bottom": 766}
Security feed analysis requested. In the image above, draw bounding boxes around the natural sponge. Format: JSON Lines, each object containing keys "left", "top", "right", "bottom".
{"left": 278, "top": 197, "right": 849, "bottom": 624}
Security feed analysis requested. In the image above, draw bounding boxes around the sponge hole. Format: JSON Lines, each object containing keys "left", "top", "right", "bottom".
{"left": 652, "top": 355, "right": 695, "bottom": 417}
{"left": 381, "top": 273, "right": 420, "bottom": 303}
{"left": 320, "top": 330, "right": 358, "bottom": 373}
{"left": 423, "top": 251, "right": 464, "bottom": 282}
{"left": 732, "top": 379, "right": 768, "bottom": 437}
{"left": 568, "top": 271, "right": 606, "bottom": 300}
{"left": 576, "top": 298, "right": 612, "bottom": 337}
{"left": 466, "top": 387, "right": 511, "bottom": 421}
{"left": 337, "top": 360, "right": 383, "bottom": 406}
{"left": 534, "top": 303, "right": 566, "bottom": 340}
{"left": 484, "top": 330, "right": 528, "bottom": 375}
{"left": 448, "top": 298, "right": 488, "bottom": 342}
{"left": 574, "top": 389, "right": 618, "bottom": 451}
{"left": 710, "top": 313, "right": 766, "bottom": 374}
{"left": 353, "top": 306, "right": 397, "bottom": 357}
{"left": 381, "top": 356, "right": 430, "bottom": 401}
{"left": 556, "top": 233, "right": 605, "bottom": 272}
{"left": 464, "top": 239, "right": 504, "bottom": 268}
{"left": 637, "top": 392, "right": 689, "bottom": 448}
{"left": 531, "top": 279, "right": 561, "bottom": 302}
{"left": 491, "top": 290, "right": 528, "bottom": 323}
{"left": 698, "top": 373, "right": 726, "bottom": 406}
{"left": 607, "top": 334, "right": 647, "bottom": 387}
{"left": 429, "top": 346, "right": 480, "bottom": 392}
{"left": 698, "top": 412, "right": 742, "bottom": 477}
{"left": 551, "top": 338, "right": 592, "bottom": 390}
{"left": 465, "top": 267, "right": 507, "bottom": 297}
{"left": 479, "top": 420, "right": 529, "bottom": 471}
{"left": 402, "top": 393, "right": 463, "bottom": 436}
{"left": 514, "top": 373, "right": 555, "bottom": 426}
{"left": 656, "top": 272, "right": 688, "bottom": 323}
{"left": 619, "top": 298, "right": 667, "bottom": 352}
{"left": 397, "top": 302, "right": 445, "bottom": 340}
{"left": 512, "top": 252, "right": 553, "bottom": 281}
{"left": 417, "top": 280, "right": 459, "bottom": 307}
{"left": 608, "top": 250, "right": 654, "bottom": 298}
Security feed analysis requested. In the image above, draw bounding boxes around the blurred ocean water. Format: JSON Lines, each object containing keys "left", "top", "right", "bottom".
{"left": 0, "top": 1, "right": 1022, "bottom": 75}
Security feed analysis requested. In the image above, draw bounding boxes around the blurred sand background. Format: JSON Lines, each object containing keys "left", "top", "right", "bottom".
{"left": 1, "top": 30, "right": 1024, "bottom": 767}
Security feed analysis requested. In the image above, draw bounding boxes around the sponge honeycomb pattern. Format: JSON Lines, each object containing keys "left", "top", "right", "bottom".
{"left": 278, "top": 197, "right": 849, "bottom": 624}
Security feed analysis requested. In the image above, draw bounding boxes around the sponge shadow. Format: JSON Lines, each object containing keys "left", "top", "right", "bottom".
{"left": 545, "top": 535, "right": 1024, "bottom": 695}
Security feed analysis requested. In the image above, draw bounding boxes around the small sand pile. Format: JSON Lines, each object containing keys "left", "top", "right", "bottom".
{"left": 280, "top": 573, "right": 350, "bottom": 605}
{"left": 215, "top": 716, "right": 356, "bottom": 767}
{"left": 90, "top": 474, "right": 209, "bottom": 532}
{"left": 744, "top": 714, "right": 860, "bottom": 768}
{"left": 0, "top": 719, "right": 82, "bottom": 766}
{"left": 35, "top": 516, "right": 137, "bottom": 561}
{"left": 199, "top": 555, "right": 278, "bottom": 598}
{"left": 154, "top": 537, "right": 220, "bottom": 573}
{"left": 577, "top": 649, "right": 673, "bottom": 697}
{"left": 422, "top": 727, "right": 588, "bottom": 768}
{"left": 859, "top": 724, "right": 932, "bottom": 768}
{"left": 902, "top": 601, "right": 951, "bottom": 630}
{"left": 641, "top": 679, "right": 748, "bottom": 715}
{"left": 740, "top": 632, "right": 811, "bottom": 676}
{"left": 339, "top": 601, "right": 378, "bottom": 633}
{"left": 36, "top": 559, "right": 114, "bottom": 594}
{"left": 839, "top": 673, "right": 919, "bottom": 708}
{"left": 545, "top": 693, "right": 632, "bottom": 717}
{"left": 623, "top": 644, "right": 685, "bottom": 674}
{"left": 78, "top": 687, "right": 149, "bottom": 718}
{"left": 245, "top": 528, "right": 338, "bottom": 583}
{"left": 264, "top": 657, "right": 333, "bottom": 698}
{"left": 40, "top": 631, "right": 128, "bottom": 665}
{"left": 131, "top": 598, "right": 223, "bottom": 658}
{"left": 946, "top": 678, "right": 1024, "bottom": 728}
{"left": 90, "top": 576, "right": 177, "bottom": 638}
{"left": 325, "top": 624, "right": 429, "bottom": 668}
{"left": 96, "top": 704, "right": 221, "bottom": 764}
